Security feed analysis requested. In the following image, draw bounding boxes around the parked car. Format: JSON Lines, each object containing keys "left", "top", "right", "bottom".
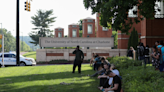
{"left": 0, "top": 52, "right": 36, "bottom": 67}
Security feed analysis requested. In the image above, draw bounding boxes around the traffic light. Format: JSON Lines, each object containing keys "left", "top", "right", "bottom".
{"left": 25, "top": 1, "right": 28, "bottom": 11}
{"left": 25, "top": 0, "right": 31, "bottom": 12}
{"left": 28, "top": 2, "right": 31, "bottom": 11}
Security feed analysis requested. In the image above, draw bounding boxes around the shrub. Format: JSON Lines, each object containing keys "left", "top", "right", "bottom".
{"left": 106, "top": 56, "right": 164, "bottom": 92}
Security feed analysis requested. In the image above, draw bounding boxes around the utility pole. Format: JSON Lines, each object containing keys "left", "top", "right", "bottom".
{"left": 21, "top": 32, "right": 23, "bottom": 51}
{"left": 16, "top": 0, "right": 20, "bottom": 66}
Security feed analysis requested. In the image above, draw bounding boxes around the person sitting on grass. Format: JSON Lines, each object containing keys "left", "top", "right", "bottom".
{"left": 108, "top": 64, "right": 120, "bottom": 87}
{"left": 90, "top": 53, "right": 96, "bottom": 66}
{"left": 90, "top": 57, "right": 110, "bottom": 77}
{"left": 94, "top": 54, "right": 101, "bottom": 71}
{"left": 101, "top": 70, "right": 122, "bottom": 92}
{"left": 97, "top": 61, "right": 111, "bottom": 89}
{"left": 98, "top": 64, "right": 120, "bottom": 90}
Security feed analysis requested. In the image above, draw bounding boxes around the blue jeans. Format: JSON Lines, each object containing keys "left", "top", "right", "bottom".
{"left": 140, "top": 56, "right": 145, "bottom": 60}
{"left": 159, "top": 62, "right": 164, "bottom": 72}
{"left": 144, "top": 57, "right": 150, "bottom": 65}
{"left": 138, "top": 56, "right": 140, "bottom": 60}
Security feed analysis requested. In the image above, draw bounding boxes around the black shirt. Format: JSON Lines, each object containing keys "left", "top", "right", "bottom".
{"left": 113, "top": 75, "right": 121, "bottom": 92}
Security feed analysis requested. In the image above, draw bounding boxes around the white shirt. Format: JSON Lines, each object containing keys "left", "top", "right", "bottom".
{"left": 108, "top": 69, "right": 120, "bottom": 85}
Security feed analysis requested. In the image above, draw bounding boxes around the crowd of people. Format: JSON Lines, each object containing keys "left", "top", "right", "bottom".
{"left": 72, "top": 42, "right": 164, "bottom": 92}
{"left": 127, "top": 40, "right": 164, "bottom": 72}
{"left": 90, "top": 54, "right": 122, "bottom": 92}
{"left": 88, "top": 40, "right": 164, "bottom": 92}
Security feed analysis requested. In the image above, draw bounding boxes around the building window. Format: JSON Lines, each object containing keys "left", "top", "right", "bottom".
{"left": 87, "top": 24, "right": 92, "bottom": 34}
{"left": 72, "top": 29, "right": 76, "bottom": 37}
{"left": 87, "top": 20, "right": 93, "bottom": 22}
{"left": 128, "top": 6, "right": 138, "bottom": 18}
{"left": 58, "top": 29, "right": 62, "bottom": 31}
{"left": 155, "top": 1, "right": 164, "bottom": 18}
{"left": 58, "top": 32, "right": 62, "bottom": 37}
{"left": 72, "top": 25, "right": 76, "bottom": 27}
{"left": 102, "top": 27, "right": 108, "bottom": 31}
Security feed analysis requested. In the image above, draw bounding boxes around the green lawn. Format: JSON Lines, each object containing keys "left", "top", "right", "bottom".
{"left": 0, "top": 64, "right": 100, "bottom": 92}
{"left": 23, "top": 52, "right": 36, "bottom": 60}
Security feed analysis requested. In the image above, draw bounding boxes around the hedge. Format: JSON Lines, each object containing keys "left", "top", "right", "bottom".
{"left": 106, "top": 56, "right": 164, "bottom": 92}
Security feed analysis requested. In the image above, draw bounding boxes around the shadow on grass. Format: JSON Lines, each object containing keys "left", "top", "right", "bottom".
{"left": 0, "top": 80, "right": 100, "bottom": 92}
{"left": 0, "top": 68, "right": 100, "bottom": 92}
{"left": 0, "top": 69, "right": 97, "bottom": 85}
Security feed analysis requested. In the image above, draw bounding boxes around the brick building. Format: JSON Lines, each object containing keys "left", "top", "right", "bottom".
{"left": 68, "top": 23, "right": 79, "bottom": 37}
{"left": 54, "top": 27, "right": 64, "bottom": 38}
{"left": 96, "top": 13, "right": 112, "bottom": 38}
{"left": 118, "top": 1, "right": 164, "bottom": 49}
{"left": 82, "top": 17, "right": 96, "bottom": 37}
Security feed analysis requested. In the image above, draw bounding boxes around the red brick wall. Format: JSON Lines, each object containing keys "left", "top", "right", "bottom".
{"left": 46, "top": 53, "right": 64, "bottom": 56}
{"left": 140, "top": 18, "right": 164, "bottom": 47}
{"left": 69, "top": 53, "right": 87, "bottom": 56}
{"left": 68, "top": 25, "right": 79, "bottom": 37}
{"left": 54, "top": 28, "right": 64, "bottom": 37}
{"left": 96, "top": 13, "right": 112, "bottom": 38}
{"left": 82, "top": 19, "right": 95, "bottom": 37}
{"left": 118, "top": 18, "right": 142, "bottom": 49}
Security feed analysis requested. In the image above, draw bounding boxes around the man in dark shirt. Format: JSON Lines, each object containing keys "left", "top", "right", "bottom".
{"left": 103, "top": 70, "right": 121, "bottom": 92}
{"left": 72, "top": 45, "right": 84, "bottom": 74}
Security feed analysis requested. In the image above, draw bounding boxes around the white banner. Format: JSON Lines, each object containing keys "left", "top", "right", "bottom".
{"left": 39, "top": 37, "right": 114, "bottom": 47}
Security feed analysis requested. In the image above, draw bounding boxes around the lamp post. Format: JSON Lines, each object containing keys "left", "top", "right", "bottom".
{"left": 21, "top": 32, "right": 23, "bottom": 51}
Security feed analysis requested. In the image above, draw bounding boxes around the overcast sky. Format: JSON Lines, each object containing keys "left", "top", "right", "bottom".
{"left": 0, "top": 0, "right": 96, "bottom": 36}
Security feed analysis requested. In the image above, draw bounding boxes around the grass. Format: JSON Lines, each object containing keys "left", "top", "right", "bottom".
{"left": 23, "top": 52, "right": 36, "bottom": 60}
{"left": 0, "top": 64, "right": 100, "bottom": 92}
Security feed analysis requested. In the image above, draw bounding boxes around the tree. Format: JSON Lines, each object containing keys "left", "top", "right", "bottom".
{"left": 128, "top": 28, "right": 139, "bottom": 50}
{"left": 29, "top": 9, "right": 56, "bottom": 48}
{"left": 78, "top": 19, "right": 83, "bottom": 30}
{"left": 78, "top": 19, "right": 83, "bottom": 37}
{"left": 112, "top": 31, "right": 118, "bottom": 49}
{"left": 0, "top": 29, "right": 32, "bottom": 52}
{"left": 83, "top": 0, "right": 162, "bottom": 34}
{"left": 79, "top": 30, "right": 82, "bottom": 37}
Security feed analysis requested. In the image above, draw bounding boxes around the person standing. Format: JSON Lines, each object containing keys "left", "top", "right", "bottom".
{"left": 139, "top": 43, "right": 145, "bottom": 60}
{"left": 144, "top": 45, "right": 150, "bottom": 65}
{"left": 158, "top": 41, "right": 164, "bottom": 72}
{"left": 72, "top": 45, "right": 84, "bottom": 74}
{"left": 127, "top": 47, "right": 133, "bottom": 59}
{"left": 137, "top": 42, "right": 141, "bottom": 60}
{"left": 151, "top": 45, "right": 160, "bottom": 70}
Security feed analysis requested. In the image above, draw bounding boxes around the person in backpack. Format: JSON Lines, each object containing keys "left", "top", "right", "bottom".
{"left": 160, "top": 44, "right": 164, "bottom": 72}
{"left": 158, "top": 40, "right": 164, "bottom": 72}
{"left": 144, "top": 45, "right": 150, "bottom": 65}
{"left": 94, "top": 54, "right": 101, "bottom": 71}
{"left": 139, "top": 43, "right": 145, "bottom": 60}
{"left": 137, "top": 42, "right": 141, "bottom": 60}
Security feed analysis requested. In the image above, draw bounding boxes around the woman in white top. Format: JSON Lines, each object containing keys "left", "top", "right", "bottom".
{"left": 108, "top": 64, "right": 120, "bottom": 86}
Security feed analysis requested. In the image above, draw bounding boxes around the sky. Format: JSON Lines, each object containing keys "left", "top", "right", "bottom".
{"left": 0, "top": 0, "right": 96, "bottom": 36}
